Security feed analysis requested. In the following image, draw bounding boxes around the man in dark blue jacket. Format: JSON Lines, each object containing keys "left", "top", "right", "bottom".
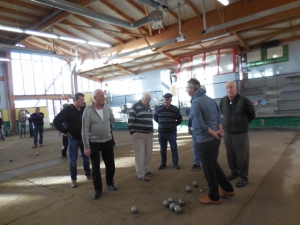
{"left": 53, "top": 93, "right": 91, "bottom": 188}
{"left": 31, "top": 107, "right": 44, "bottom": 148}
{"left": 154, "top": 93, "right": 182, "bottom": 170}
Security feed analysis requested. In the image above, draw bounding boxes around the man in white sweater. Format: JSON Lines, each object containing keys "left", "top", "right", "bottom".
{"left": 82, "top": 89, "right": 117, "bottom": 200}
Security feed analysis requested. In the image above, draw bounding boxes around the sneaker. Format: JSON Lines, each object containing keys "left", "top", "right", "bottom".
{"left": 60, "top": 157, "right": 68, "bottom": 160}
{"left": 32, "top": 145, "right": 38, "bottom": 148}
{"left": 87, "top": 175, "right": 92, "bottom": 180}
{"left": 227, "top": 174, "right": 238, "bottom": 181}
{"left": 190, "top": 164, "right": 201, "bottom": 171}
{"left": 173, "top": 164, "right": 180, "bottom": 170}
{"left": 236, "top": 179, "right": 248, "bottom": 188}
{"left": 145, "top": 171, "right": 154, "bottom": 177}
{"left": 158, "top": 164, "right": 166, "bottom": 170}
{"left": 220, "top": 189, "right": 235, "bottom": 198}
{"left": 138, "top": 175, "right": 150, "bottom": 181}
{"left": 71, "top": 180, "right": 78, "bottom": 188}
{"left": 199, "top": 194, "right": 220, "bottom": 205}
{"left": 40, "top": 144, "right": 44, "bottom": 147}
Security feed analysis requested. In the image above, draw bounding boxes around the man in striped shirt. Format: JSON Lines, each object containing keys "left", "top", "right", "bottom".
{"left": 128, "top": 92, "right": 154, "bottom": 181}
{"left": 154, "top": 93, "right": 183, "bottom": 170}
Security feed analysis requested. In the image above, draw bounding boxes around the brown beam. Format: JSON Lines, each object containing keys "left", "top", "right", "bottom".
{"left": 112, "top": 64, "right": 136, "bottom": 75}
{"left": 233, "top": 31, "right": 250, "bottom": 51}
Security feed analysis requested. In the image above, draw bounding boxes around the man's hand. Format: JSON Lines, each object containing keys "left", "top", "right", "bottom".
{"left": 188, "top": 127, "right": 192, "bottom": 135}
{"left": 84, "top": 148, "right": 91, "bottom": 157}
{"left": 65, "top": 132, "right": 73, "bottom": 138}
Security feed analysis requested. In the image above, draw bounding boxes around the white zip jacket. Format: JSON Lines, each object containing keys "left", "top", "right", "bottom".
{"left": 82, "top": 103, "right": 115, "bottom": 149}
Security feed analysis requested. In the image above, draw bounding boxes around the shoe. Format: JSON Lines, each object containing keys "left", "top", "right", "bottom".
{"left": 190, "top": 164, "right": 201, "bottom": 171}
{"left": 60, "top": 156, "right": 68, "bottom": 160}
{"left": 71, "top": 180, "right": 78, "bottom": 188}
{"left": 236, "top": 179, "right": 248, "bottom": 188}
{"left": 87, "top": 175, "right": 92, "bottom": 180}
{"left": 220, "top": 189, "right": 236, "bottom": 198}
{"left": 227, "top": 174, "right": 238, "bottom": 181}
{"left": 158, "top": 164, "right": 166, "bottom": 170}
{"left": 107, "top": 184, "right": 118, "bottom": 191}
{"left": 138, "top": 175, "right": 150, "bottom": 181}
{"left": 93, "top": 190, "right": 102, "bottom": 200}
{"left": 174, "top": 164, "right": 180, "bottom": 170}
{"left": 40, "top": 144, "right": 44, "bottom": 147}
{"left": 32, "top": 145, "right": 38, "bottom": 148}
{"left": 199, "top": 194, "right": 220, "bottom": 205}
{"left": 145, "top": 171, "right": 154, "bottom": 177}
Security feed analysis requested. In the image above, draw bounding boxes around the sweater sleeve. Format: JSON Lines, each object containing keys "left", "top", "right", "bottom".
{"left": 244, "top": 98, "right": 256, "bottom": 123}
{"left": 81, "top": 107, "right": 91, "bottom": 149}
{"left": 176, "top": 109, "right": 183, "bottom": 125}
{"left": 128, "top": 106, "right": 136, "bottom": 134}
{"left": 53, "top": 109, "right": 68, "bottom": 134}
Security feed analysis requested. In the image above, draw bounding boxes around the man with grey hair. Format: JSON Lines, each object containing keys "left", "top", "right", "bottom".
{"left": 53, "top": 93, "right": 91, "bottom": 188}
{"left": 82, "top": 89, "right": 117, "bottom": 200}
{"left": 128, "top": 92, "right": 154, "bottom": 181}
{"left": 219, "top": 81, "right": 255, "bottom": 188}
{"left": 187, "top": 78, "right": 234, "bottom": 205}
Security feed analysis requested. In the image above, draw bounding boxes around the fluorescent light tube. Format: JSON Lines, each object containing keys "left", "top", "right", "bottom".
{"left": 218, "top": 0, "right": 229, "bottom": 6}
{"left": 87, "top": 41, "right": 111, "bottom": 48}
{"left": 25, "top": 30, "right": 58, "bottom": 39}
{"left": 59, "top": 36, "right": 86, "bottom": 44}
{"left": 201, "top": 33, "right": 230, "bottom": 42}
{"left": 0, "top": 57, "right": 11, "bottom": 61}
{"left": 0, "top": 25, "right": 23, "bottom": 33}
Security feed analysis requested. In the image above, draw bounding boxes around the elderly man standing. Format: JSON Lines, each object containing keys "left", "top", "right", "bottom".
{"left": 53, "top": 93, "right": 91, "bottom": 188}
{"left": 187, "top": 78, "right": 235, "bottom": 205}
{"left": 219, "top": 81, "right": 255, "bottom": 188}
{"left": 154, "top": 93, "right": 182, "bottom": 170}
{"left": 128, "top": 92, "right": 154, "bottom": 181}
{"left": 82, "top": 89, "right": 117, "bottom": 200}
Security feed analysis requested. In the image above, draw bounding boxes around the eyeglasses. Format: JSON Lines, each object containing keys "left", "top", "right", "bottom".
{"left": 186, "top": 86, "right": 191, "bottom": 89}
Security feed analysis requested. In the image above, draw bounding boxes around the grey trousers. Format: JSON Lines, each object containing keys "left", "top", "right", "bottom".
{"left": 131, "top": 132, "right": 153, "bottom": 178}
{"left": 223, "top": 130, "right": 250, "bottom": 179}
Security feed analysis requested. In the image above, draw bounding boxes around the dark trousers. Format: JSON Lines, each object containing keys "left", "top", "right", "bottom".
{"left": 158, "top": 130, "right": 178, "bottom": 165}
{"left": 199, "top": 138, "right": 234, "bottom": 201}
{"left": 223, "top": 131, "right": 249, "bottom": 179}
{"left": 90, "top": 139, "right": 115, "bottom": 191}
{"left": 62, "top": 135, "right": 68, "bottom": 157}
{"left": 29, "top": 123, "right": 33, "bottom": 137}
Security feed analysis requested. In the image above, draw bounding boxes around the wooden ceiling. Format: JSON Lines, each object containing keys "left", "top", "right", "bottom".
{"left": 1, "top": 0, "right": 300, "bottom": 81}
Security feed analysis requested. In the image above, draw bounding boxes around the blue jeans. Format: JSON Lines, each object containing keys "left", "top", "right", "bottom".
{"left": 20, "top": 125, "right": 26, "bottom": 137}
{"left": 192, "top": 134, "right": 201, "bottom": 165}
{"left": 68, "top": 137, "right": 91, "bottom": 181}
{"left": 199, "top": 139, "right": 234, "bottom": 201}
{"left": 158, "top": 130, "right": 178, "bottom": 165}
{"left": 33, "top": 125, "right": 43, "bottom": 145}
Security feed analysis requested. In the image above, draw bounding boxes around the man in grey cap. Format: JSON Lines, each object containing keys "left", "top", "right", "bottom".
{"left": 154, "top": 93, "right": 183, "bottom": 170}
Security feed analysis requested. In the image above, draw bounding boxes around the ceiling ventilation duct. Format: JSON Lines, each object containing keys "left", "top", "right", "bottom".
{"left": 30, "top": 0, "right": 164, "bottom": 29}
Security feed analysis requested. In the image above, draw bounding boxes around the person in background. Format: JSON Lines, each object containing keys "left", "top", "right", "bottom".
{"left": 219, "top": 81, "right": 255, "bottom": 188}
{"left": 53, "top": 93, "right": 91, "bottom": 188}
{"left": 128, "top": 92, "right": 154, "bottom": 181}
{"left": 187, "top": 78, "right": 235, "bottom": 205}
{"left": 154, "top": 93, "right": 182, "bottom": 170}
{"left": 31, "top": 107, "right": 44, "bottom": 148}
{"left": 0, "top": 117, "right": 5, "bottom": 141}
{"left": 19, "top": 112, "right": 27, "bottom": 138}
{"left": 25, "top": 110, "right": 34, "bottom": 137}
{"left": 82, "top": 89, "right": 117, "bottom": 200}
{"left": 188, "top": 118, "right": 201, "bottom": 171}
{"left": 58, "top": 103, "right": 69, "bottom": 160}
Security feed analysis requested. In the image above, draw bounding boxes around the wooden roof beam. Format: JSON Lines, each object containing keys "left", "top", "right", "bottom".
{"left": 233, "top": 31, "right": 250, "bottom": 51}
{"left": 112, "top": 64, "right": 136, "bottom": 75}
{"left": 184, "top": 0, "right": 202, "bottom": 17}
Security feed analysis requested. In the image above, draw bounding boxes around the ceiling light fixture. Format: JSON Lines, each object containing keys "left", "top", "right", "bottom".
{"left": 0, "top": 25, "right": 23, "bottom": 33}
{"left": 25, "top": 30, "right": 58, "bottom": 39}
{"left": 0, "top": 57, "right": 11, "bottom": 61}
{"left": 0, "top": 24, "right": 111, "bottom": 48}
{"left": 217, "top": 0, "right": 230, "bottom": 6}
{"left": 201, "top": 33, "right": 230, "bottom": 42}
{"left": 59, "top": 36, "right": 86, "bottom": 44}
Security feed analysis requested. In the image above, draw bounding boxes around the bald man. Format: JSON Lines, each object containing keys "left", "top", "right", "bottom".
{"left": 219, "top": 81, "right": 255, "bottom": 188}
